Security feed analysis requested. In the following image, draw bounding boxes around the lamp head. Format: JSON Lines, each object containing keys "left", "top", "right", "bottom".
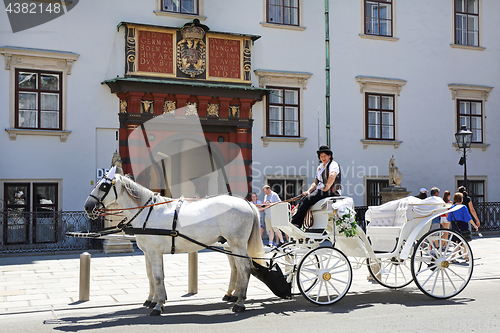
{"left": 455, "top": 125, "right": 473, "bottom": 149}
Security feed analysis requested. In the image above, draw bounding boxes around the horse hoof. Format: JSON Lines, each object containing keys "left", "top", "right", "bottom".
{"left": 229, "top": 296, "right": 238, "bottom": 303}
{"left": 232, "top": 304, "right": 245, "bottom": 313}
{"left": 161, "top": 306, "right": 166, "bottom": 313}
{"left": 143, "top": 300, "right": 151, "bottom": 307}
{"left": 150, "top": 309, "right": 161, "bottom": 316}
{"left": 148, "top": 302, "right": 157, "bottom": 309}
{"left": 222, "top": 295, "right": 232, "bottom": 302}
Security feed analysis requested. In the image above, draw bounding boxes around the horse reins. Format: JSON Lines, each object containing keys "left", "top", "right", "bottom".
{"left": 86, "top": 177, "right": 296, "bottom": 260}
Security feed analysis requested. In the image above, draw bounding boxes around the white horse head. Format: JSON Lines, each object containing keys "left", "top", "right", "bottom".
{"left": 84, "top": 166, "right": 122, "bottom": 219}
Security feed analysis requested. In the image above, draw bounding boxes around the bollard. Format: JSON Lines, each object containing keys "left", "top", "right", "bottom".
{"left": 188, "top": 251, "right": 198, "bottom": 294}
{"left": 79, "top": 252, "right": 91, "bottom": 301}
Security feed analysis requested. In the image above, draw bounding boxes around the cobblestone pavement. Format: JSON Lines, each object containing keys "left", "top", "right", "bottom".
{"left": 1, "top": 236, "right": 499, "bottom": 314}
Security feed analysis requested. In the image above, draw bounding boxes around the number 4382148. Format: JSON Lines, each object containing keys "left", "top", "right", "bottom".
{"left": 6, "top": 2, "right": 62, "bottom": 14}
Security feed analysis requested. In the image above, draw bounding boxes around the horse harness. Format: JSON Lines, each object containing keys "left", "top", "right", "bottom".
{"left": 123, "top": 199, "right": 184, "bottom": 254}
{"left": 79, "top": 182, "right": 277, "bottom": 260}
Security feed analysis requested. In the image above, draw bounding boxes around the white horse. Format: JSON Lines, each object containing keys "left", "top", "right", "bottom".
{"left": 84, "top": 166, "right": 265, "bottom": 315}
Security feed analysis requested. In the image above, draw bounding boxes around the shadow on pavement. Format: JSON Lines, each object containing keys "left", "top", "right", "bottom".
{"left": 46, "top": 289, "right": 474, "bottom": 332}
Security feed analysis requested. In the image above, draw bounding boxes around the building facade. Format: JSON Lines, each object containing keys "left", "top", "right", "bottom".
{"left": 1, "top": 1, "right": 499, "bottom": 247}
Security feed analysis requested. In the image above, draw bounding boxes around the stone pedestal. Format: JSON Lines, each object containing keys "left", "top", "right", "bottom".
{"left": 379, "top": 186, "right": 411, "bottom": 204}
{"left": 103, "top": 238, "right": 134, "bottom": 254}
{"left": 102, "top": 203, "right": 134, "bottom": 254}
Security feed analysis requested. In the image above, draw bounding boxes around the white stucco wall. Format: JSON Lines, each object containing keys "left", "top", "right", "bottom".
{"left": 0, "top": 0, "right": 498, "bottom": 210}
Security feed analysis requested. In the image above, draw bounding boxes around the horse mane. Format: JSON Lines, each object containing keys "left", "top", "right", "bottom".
{"left": 119, "top": 174, "right": 156, "bottom": 205}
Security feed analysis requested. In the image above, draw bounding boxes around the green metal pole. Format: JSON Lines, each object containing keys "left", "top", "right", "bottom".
{"left": 325, "top": 0, "right": 331, "bottom": 147}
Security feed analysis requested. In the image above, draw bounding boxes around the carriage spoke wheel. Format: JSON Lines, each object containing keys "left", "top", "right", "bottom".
{"left": 367, "top": 250, "right": 417, "bottom": 289}
{"left": 411, "top": 228, "right": 473, "bottom": 299}
{"left": 297, "top": 246, "right": 352, "bottom": 305}
{"left": 270, "top": 241, "right": 315, "bottom": 293}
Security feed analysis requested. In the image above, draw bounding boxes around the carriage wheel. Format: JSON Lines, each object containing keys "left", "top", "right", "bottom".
{"left": 411, "top": 228, "right": 473, "bottom": 299}
{"left": 270, "top": 241, "right": 315, "bottom": 293}
{"left": 297, "top": 246, "right": 352, "bottom": 305}
{"left": 367, "top": 255, "right": 415, "bottom": 289}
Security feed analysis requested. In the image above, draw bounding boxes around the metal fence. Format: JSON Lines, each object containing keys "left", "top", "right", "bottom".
{"left": 0, "top": 211, "right": 103, "bottom": 254}
{"left": 476, "top": 202, "right": 500, "bottom": 232}
{"left": 354, "top": 206, "right": 368, "bottom": 231}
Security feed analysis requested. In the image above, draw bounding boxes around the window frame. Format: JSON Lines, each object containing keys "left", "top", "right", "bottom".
{"left": 15, "top": 69, "right": 63, "bottom": 130}
{"left": 364, "top": 0, "right": 393, "bottom": 37}
{"left": 457, "top": 178, "right": 486, "bottom": 204}
{"left": 3, "top": 182, "right": 60, "bottom": 245}
{"left": 161, "top": 0, "right": 199, "bottom": 15}
{"left": 356, "top": 76, "right": 406, "bottom": 149}
{"left": 454, "top": 0, "right": 480, "bottom": 47}
{"left": 266, "top": 178, "right": 304, "bottom": 203}
{"left": 266, "top": 0, "right": 300, "bottom": 27}
{"left": 457, "top": 99, "right": 483, "bottom": 144}
{"left": 365, "top": 92, "right": 395, "bottom": 141}
{"left": 448, "top": 84, "right": 492, "bottom": 150}
{"left": 266, "top": 86, "right": 301, "bottom": 138}
{"left": 366, "top": 179, "right": 389, "bottom": 206}
{"left": 0, "top": 47, "right": 78, "bottom": 142}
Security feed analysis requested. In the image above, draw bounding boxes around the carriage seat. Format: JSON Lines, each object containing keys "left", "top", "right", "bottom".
{"left": 365, "top": 196, "right": 421, "bottom": 252}
{"left": 307, "top": 197, "right": 354, "bottom": 231}
{"left": 310, "top": 196, "right": 349, "bottom": 213}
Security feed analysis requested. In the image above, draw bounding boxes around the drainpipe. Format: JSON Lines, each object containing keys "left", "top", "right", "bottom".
{"left": 325, "top": 0, "right": 331, "bottom": 147}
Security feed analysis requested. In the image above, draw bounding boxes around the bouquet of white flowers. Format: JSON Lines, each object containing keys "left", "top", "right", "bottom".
{"left": 335, "top": 204, "right": 357, "bottom": 238}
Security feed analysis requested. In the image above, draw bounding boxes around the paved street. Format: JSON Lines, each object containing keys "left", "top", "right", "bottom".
{"left": 1, "top": 235, "right": 499, "bottom": 317}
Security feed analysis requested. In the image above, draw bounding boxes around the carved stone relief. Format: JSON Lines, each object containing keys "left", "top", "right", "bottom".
{"left": 163, "top": 101, "right": 176, "bottom": 115}
{"left": 207, "top": 104, "right": 219, "bottom": 117}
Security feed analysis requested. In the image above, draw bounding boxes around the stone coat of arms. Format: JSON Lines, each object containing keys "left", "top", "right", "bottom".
{"left": 177, "top": 22, "right": 206, "bottom": 77}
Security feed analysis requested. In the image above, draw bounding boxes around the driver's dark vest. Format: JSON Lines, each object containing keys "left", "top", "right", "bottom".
{"left": 318, "top": 160, "right": 341, "bottom": 196}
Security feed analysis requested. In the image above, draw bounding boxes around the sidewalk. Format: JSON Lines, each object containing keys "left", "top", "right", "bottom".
{"left": 1, "top": 236, "right": 500, "bottom": 314}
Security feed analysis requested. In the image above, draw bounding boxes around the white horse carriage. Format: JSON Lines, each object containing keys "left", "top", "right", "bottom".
{"left": 75, "top": 166, "right": 473, "bottom": 315}
{"left": 267, "top": 194, "right": 474, "bottom": 305}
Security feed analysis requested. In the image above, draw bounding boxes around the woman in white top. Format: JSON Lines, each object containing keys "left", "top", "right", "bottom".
{"left": 291, "top": 145, "right": 341, "bottom": 228}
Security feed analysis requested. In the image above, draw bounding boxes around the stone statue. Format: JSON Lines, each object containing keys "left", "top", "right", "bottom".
{"left": 111, "top": 150, "right": 122, "bottom": 168}
{"left": 389, "top": 156, "right": 403, "bottom": 187}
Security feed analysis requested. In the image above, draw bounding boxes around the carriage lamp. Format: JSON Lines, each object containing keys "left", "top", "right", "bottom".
{"left": 455, "top": 125, "right": 473, "bottom": 189}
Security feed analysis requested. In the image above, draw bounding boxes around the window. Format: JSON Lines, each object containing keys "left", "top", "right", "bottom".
{"left": 458, "top": 99, "right": 482, "bottom": 143}
{"left": 267, "top": 0, "right": 299, "bottom": 26}
{"left": 448, "top": 84, "right": 492, "bottom": 150}
{"left": 457, "top": 179, "right": 485, "bottom": 204}
{"left": 267, "top": 178, "right": 303, "bottom": 202}
{"left": 16, "top": 69, "right": 62, "bottom": 130}
{"left": 365, "top": 0, "right": 393, "bottom": 37}
{"left": 366, "top": 179, "right": 389, "bottom": 206}
{"left": 356, "top": 76, "right": 405, "bottom": 148}
{"left": 162, "top": 0, "right": 198, "bottom": 14}
{"left": 3, "top": 182, "right": 58, "bottom": 244}
{"left": 267, "top": 87, "right": 300, "bottom": 137}
{"left": 255, "top": 70, "right": 310, "bottom": 147}
{"left": 455, "top": 0, "right": 479, "bottom": 46}
{"left": 1, "top": 47, "right": 78, "bottom": 141}
{"left": 366, "top": 93, "right": 394, "bottom": 140}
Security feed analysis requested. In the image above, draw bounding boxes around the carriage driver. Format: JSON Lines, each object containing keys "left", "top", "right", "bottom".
{"left": 291, "top": 145, "right": 341, "bottom": 228}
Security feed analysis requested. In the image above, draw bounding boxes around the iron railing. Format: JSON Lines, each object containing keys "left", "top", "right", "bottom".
{"left": 0, "top": 211, "right": 103, "bottom": 254}
{"left": 475, "top": 202, "right": 500, "bottom": 232}
{"left": 354, "top": 206, "right": 368, "bottom": 231}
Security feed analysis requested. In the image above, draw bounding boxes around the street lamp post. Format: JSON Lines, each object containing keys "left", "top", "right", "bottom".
{"left": 455, "top": 125, "right": 473, "bottom": 190}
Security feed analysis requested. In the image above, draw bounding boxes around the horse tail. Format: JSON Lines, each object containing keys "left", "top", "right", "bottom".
{"left": 247, "top": 203, "right": 266, "bottom": 266}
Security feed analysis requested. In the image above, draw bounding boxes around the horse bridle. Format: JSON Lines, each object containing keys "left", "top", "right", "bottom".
{"left": 89, "top": 176, "right": 118, "bottom": 212}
